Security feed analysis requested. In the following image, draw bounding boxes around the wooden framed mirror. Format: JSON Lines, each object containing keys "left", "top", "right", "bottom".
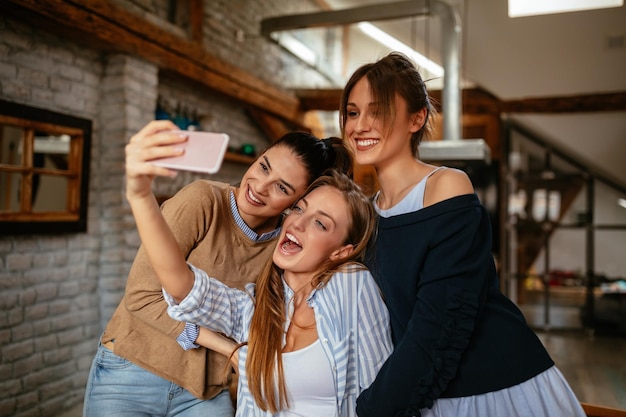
{"left": 0, "top": 99, "right": 92, "bottom": 235}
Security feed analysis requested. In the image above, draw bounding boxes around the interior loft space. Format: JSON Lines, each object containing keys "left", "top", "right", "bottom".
{"left": 1, "top": 0, "right": 625, "bottom": 416}
{"left": 501, "top": 120, "right": 626, "bottom": 334}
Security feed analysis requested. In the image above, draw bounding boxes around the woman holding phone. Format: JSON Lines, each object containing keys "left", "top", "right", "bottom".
{"left": 128, "top": 163, "right": 392, "bottom": 417}
{"left": 83, "top": 120, "right": 354, "bottom": 417}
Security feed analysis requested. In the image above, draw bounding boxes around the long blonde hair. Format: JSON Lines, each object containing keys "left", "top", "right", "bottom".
{"left": 245, "top": 170, "right": 376, "bottom": 412}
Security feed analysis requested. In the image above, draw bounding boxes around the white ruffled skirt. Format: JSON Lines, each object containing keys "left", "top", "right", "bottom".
{"left": 420, "top": 366, "right": 586, "bottom": 417}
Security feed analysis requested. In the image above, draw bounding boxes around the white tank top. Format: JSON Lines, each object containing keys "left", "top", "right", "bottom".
{"left": 374, "top": 166, "right": 446, "bottom": 217}
{"left": 276, "top": 339, "right": 336, "bottom": 416}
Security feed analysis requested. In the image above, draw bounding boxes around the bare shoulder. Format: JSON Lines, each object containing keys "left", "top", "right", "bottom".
{"left": 424, "top": 167, "right": 474, "bottom": 206}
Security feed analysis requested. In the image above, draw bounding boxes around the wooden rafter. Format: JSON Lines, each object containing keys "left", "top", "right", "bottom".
{"left": 500, "top": 92, "right": 626, "bottom": 113}
{"left": 0, "top": 0, "right": 306, "bottom": 127}
{"left": 294, "top": 87, "right": 626, "bottom": 114}
{"left": 248, "top": 108, "right": 299, "bottom": 143}
{"left": 3, "top": 1, "right": 624, "bottom": 129}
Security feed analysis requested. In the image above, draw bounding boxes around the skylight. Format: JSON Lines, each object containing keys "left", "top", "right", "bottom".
{"left": 508, "top": 0, "right": 623, "bottom": 17}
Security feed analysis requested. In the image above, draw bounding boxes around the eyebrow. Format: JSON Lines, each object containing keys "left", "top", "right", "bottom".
{"left": 263, "top": 155, "right": 297, "bottom": 193}
{"left": 301, "top": 197, "right": 336, "bottom": 226}
{"left": 318, "top": 209, "right": 335, "bottom": 223}
{"left": 346, "top": 101, "right": 379, "bottom": 108}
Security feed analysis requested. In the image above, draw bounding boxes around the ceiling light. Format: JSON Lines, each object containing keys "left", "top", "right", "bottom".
{"left": 357, "top": 22, "right": 444, "bottom": 77}
{"left": 618, "top": 198, "right": 626, "bottom": 209}
{"left": 508, "top": 0, "right": 624, "bottom": 17}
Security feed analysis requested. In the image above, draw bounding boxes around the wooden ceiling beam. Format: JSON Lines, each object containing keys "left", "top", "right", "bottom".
{"left": 293, "top": 89, "right": 344, "bottom": 111}
{"left": 247, "top": 108, "right": 301, "bottom": 143}
{"left": 0, "top": 0, "right": 306, "bottom": 127}
{"left": 294, "top": 88, "right": 626, "bottom": 114}
{"left": 500, "top": 92, "right": 626, "bottom": 113}
{"left": 189, "top": 0, "right": 205, "bottom": 44}
{"left": 4, "top": 1, "right": 624, "bottom": 123}
{"left": 293, "top": 88, "right": 504, "bottom": 114}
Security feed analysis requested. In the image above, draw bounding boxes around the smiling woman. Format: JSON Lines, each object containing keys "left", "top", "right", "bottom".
{"left": 83, "top": 120, "right": 359, "bottom": 417}
{"left": 125, "top": 146, "right": 392, "bottom": 417}
{"left": 0, "top": 99, "right": 91, "bottom": 235}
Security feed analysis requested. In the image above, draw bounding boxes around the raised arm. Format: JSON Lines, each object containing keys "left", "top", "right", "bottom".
{"left": 125, "top": 120, "right": 195, "bottom": 302}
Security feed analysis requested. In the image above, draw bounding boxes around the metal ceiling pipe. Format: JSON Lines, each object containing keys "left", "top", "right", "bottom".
{"left": 260, "top": 0, "right": 460, "bottom": 139}
{"left": 432, "top": 0, "right": 461, "bottom": 142}
{"left": 261, "top": 1, "right": 490, "bottom": 162}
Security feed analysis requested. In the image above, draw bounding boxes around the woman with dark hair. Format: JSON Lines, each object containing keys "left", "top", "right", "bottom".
{"left": 83, "top": 120, "right": 354, "bottom": 417}
{"left": 339, "top": 52, "right": 585, "bottom": 417}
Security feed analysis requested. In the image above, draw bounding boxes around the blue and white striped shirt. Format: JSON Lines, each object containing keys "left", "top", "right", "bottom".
{"left": 176, "top": 190, "right": 281, "bottom": 350}
{"left": 164, "top": 263, "right": 393, "bottom": 417}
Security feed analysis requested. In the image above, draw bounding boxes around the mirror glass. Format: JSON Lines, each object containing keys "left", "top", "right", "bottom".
{"left": 0, "top": 99, "right": 91, "bottom": 234}
{"left": 1, "top": 128, "right": 72, "bottom": 213}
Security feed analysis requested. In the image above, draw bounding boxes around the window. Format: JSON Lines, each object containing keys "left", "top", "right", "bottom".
{"left": 0, "top": 99, "right": 92, "bottom": 234}
{"left": 508, "top": 0, "right": 623, "bottom": 17}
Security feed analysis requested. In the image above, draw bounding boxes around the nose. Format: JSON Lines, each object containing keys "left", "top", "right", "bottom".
{"left": 354, "top": 113, "right": 371, "bottom": 133}
{"left": 291, "top": 214, "right": 306, "bottom": 231}
{"left": 255, "top": 177, "right": 271, "bottom": 195}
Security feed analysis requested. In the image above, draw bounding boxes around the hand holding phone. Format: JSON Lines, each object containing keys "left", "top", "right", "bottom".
{"left": 152, "top": 130, "right": 230, "bottom": 174}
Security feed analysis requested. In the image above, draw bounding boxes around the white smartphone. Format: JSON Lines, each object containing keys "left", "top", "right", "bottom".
{"left": 152, "top": 130, "right": 230, "bottom": 174}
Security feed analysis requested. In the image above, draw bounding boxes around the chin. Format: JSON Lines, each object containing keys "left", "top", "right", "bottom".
{"left": 272, "top": 255, "right": 290, "bottom": 269}
{"left": 355, "top": 155, "right": 377, "bottom": 166}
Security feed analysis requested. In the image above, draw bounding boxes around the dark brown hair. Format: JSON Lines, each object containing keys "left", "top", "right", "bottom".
{"left": 267, "top": 132, "right": 354, "bottom": 184}
{"left": 339, "top": 52, "right": 436, "bottom": 156}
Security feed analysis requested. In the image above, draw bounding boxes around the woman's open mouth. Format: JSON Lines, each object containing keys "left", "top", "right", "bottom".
{"left": 280, "top": 232, "right": 302, "bottom": 254}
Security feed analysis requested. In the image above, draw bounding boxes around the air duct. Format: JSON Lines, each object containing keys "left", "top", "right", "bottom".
{"left": 260, "top": 0, "right": 491, "bottom": 164}
{"left": 416, "top": 1, "right": 491, "bottom": 164}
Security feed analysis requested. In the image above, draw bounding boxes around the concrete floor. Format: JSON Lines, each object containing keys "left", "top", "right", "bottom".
{"left": 537, "top": 329, "right": 626, "bottom": 411}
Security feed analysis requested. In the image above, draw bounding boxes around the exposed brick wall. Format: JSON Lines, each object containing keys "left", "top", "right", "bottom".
{"left": 201, "top": 0, "right": 332, "bottom": 87}
{"left": 95, "top": 54, "right": 160, "bottom": 328}
{"left": 0, "top": 18, "right": 105, "bottom": 417}
{"left": 0, "top": 1, "right": 329, "bottom": 415}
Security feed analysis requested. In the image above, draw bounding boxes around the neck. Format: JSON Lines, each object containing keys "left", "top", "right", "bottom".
{"left": 284, "top": 273, "right": 314, "bottom": 304}
{"left": 375, "top": 157, "right": 426, "bottom": 209}
{"left": 293, "top": 281, "right": 313, "bottom": 304}
{"left": 287, "top": 279, "right": 316, "bottom": 331}
{"left": 251, "top": 216, "right": 281, "bottom": 235}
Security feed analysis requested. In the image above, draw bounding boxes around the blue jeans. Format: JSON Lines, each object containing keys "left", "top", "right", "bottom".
{"left": 83, "top": 342, "right": 234, "bottom": 417}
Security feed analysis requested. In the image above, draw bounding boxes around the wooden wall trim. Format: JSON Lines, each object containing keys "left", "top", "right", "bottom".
{"left": 1, "top": 0, "right": 306, "bottom": 126}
